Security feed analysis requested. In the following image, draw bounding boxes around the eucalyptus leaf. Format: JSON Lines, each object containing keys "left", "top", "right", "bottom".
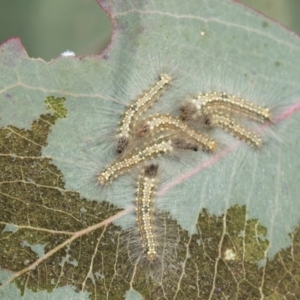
{"left": 1, "top": 0, "right": 300, "bottom": 299}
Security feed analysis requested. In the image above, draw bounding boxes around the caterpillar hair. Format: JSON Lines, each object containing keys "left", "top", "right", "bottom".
{"left": 134, "top": 113, "right": 217, "bottom": 152}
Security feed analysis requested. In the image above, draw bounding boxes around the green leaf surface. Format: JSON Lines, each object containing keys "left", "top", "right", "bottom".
{"left": 1, "top": 0, "right": 300, "bottom": 299}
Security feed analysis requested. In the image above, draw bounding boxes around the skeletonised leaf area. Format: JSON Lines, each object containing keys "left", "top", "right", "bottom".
{"left": 0, "top": 97, "right": 299, "bottom": 299}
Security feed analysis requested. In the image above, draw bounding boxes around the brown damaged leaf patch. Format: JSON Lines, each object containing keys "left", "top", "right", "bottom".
{"left": 0, "top": 99, "right": 299, "bottom": 299}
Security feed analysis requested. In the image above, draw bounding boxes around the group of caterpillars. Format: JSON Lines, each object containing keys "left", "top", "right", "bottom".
{"left": 97, "top": 73, "right": 271, "bottom": 263}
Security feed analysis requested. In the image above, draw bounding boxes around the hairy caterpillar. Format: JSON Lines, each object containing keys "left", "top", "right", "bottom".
{"left": 203, "top": 113, "right": 262, "bottom": 148}
{"left": 98, "top": 138, "right": 173, "bottom": 185}
{"left": 180, "top": 92, "right": 271, "bottom": 123}
{"left": 134, "top": 113, "right": 216, "bottom": 152}
{"left": 135, "top": 164, "right": 159, "bottom": 261}
{"left": 117, "top": 74, "right": 172, "bottom": 154}
{"left": 180, "top": 92, "right": 271, "bottom": 147}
